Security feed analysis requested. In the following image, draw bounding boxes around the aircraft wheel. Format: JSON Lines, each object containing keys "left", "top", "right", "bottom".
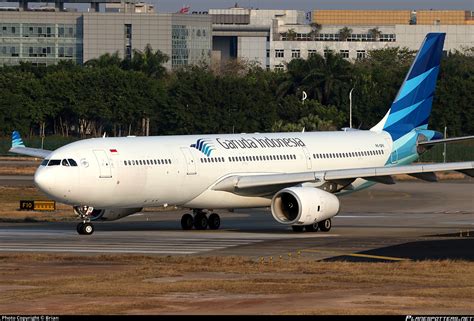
{"left": 208, "top": 213, "right": 221, "bottom": 230}
{"left": 76, "top": 223, "right": 84, "bottom": 235}
{"left": 82, "top": 222, "right": 94, "bottom": 235}
{"left": 305, "top": 222, "right": 319, "bottom": 232}
{"left": 318, "top": 219, "right": 332, "bottom": 232}
{"left": 292, "top": 225, "right": 304, "bottom": 232}
{"left": 181, "top": 213, "right": 194, "bottom": 230}
{"left": 194, "top": 213, "right": 208, "bottom": 230}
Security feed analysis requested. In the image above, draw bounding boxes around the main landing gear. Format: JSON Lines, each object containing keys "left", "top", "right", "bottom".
{"left": 74, "top": 205, "right": 95, "bottom": 235}
{"left": 181, "top": 210, "right": 221, "bottom": 230}
{"left": 292, "top": 219, "right": 332, "bottom": 233}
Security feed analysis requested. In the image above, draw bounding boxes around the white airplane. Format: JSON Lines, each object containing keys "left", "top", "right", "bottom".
{"left": 9, "top": 33, "right": 474, "bottom": 235}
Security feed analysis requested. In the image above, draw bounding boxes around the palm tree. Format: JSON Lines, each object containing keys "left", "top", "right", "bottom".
{"left": 127, "top": 44, "right": 169, "bottom": 78}
{"left": 338, "top": 26, "right": 353, "bottom": 41}
{"left": 368, "top": 27, "right": 382, "bottom": 41}
{"left": 309, "top": 22, "right": 322, "bottom": 40}
{"left": 85, "top": 52, "right": 122, "bottom": 68}
{"left": 284, "top": 28, "right": 297, "bottom": 41}
{"left": 302, "top": 52, "right": 352, "bottom": 105}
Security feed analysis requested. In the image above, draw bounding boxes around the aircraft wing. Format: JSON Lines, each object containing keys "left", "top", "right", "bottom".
{"left": 8, "top": 131, "right": 52, "bottom": 159}
{"left": 212, "top": 161, "right": 474, "bottom": 195}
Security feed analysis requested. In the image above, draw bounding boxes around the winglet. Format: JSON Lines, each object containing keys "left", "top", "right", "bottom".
{"left": 12, "top": 131, "right": 26, "bottom": 148}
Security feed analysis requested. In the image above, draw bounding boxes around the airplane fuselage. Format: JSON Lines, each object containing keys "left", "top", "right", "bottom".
{"left": 34, "top": 130, "right": 397, "bottom": 209}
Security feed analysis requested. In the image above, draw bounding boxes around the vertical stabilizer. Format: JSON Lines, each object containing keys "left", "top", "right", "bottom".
{"left": 371, "top": 33, "right": 445, "bottom": 141}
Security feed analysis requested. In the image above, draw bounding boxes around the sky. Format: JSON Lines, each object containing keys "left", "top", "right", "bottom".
{"left": 155, "top": 0, "right": 474, "bottom": 13}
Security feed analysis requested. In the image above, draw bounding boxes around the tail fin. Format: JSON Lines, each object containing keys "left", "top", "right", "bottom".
{"left": 12, "top": 131, "right": 26, "bottom": 148}
{"left": 371, "top": 33, "right": 446, "bottom": 141}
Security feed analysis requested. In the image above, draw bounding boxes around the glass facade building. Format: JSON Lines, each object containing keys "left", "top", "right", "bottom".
{"left": 0, "top": 10, "right": 212, "bottom": 69}
{"left": 172, "top": 23, "right": 211, "bottom": 68}
{"left": 0, "top": 13, "right": 83, "bottom": 66}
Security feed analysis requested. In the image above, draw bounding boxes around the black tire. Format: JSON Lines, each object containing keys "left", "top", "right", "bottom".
{"left": 194, "top": 213, "right": 208, "bottom": 230}
{"left": 318, "top": 219, "right": 332, "bottom": 232}
{"left": 305, "top": 222, "right": 319, "bottom": 232}
{"left": 292, "top": 225, "right": 304, "bottom": 232}
{"left": 208, "top": 213, "right": 220, "bottom": 230}
{"left": 82, "top": 222, "right": 94, "bottom": 235}
{"left": 76, "top": 223, "right": 84, "bottom": 235}
{"left": 181, "top": 213, "right": 194, "bottom": 230}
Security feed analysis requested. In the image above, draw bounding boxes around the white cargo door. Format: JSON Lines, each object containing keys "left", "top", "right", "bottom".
{"left": 93, "top": 150, "right": 112, "bottom": 178}
{"left": 180, "top": 147, "right": 197, "bottom": 175}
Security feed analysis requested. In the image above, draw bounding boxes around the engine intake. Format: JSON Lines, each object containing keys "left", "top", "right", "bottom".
{"left": 271, "top": 187, "right": 340, "bottom": 225}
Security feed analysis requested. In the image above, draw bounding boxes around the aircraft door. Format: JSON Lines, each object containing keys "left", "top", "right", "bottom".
{"left": 180, "top": 147, "right": 197, "bottom": 175}
{"left": 390, "top": 150, "right": 398, "bottom": 164}
{"left": 384, "top": 137, "right": 398, "bottom": 164}
{"left": 93, "top": 150, "right": 112, "bottom": 178}
{"left": 302, "top": 146, "right": 312, "bottom": 170}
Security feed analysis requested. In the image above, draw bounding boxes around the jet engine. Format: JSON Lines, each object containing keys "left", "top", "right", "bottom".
{"left": 89, "top": 208, "right": 143, "bottom": 221}
{"left": 271, "top": 187, "right": 340, "bottom": 225}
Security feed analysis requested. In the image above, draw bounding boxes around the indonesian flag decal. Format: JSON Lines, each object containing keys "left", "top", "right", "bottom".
{"left": 110, "top": 149, "right": 118, "bottom": 154}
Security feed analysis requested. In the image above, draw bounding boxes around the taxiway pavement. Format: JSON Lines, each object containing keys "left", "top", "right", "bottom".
{"left": 0, "top": 180, "right": 472, "bottom": 261}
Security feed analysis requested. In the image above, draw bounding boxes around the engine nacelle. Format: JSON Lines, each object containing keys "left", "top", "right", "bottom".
{"left": 90, "top": 208, "right": 143, "bottom": 221}
{"left": 271, "top": 187, "right": 340, "bottom": 225}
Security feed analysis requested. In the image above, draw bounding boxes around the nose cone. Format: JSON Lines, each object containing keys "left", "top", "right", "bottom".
{"left": 34, "top": 167, "right": 56, "bottom": 195}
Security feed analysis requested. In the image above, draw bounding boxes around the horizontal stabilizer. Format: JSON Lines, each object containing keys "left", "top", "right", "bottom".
{"left": 418, "top": 135, "right": 474, "bottom": 146}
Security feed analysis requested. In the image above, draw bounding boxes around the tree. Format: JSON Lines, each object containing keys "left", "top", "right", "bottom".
{"left": 368, "top": 27, "right": 382, "bottom": 41}
{"left": 284, "top": 28, "right": 297, "bottom": 41}
{"left": 302, "top": 52, "right": 353, "bottom": 106}
{"left": 309, "top": 22, "right": 322, "bottom": 40}
{"left": 338, "top": 27, "right": 352, "bottom": 41}
{"left": 85, "top": 52, "right": 122, "bottom": 68}
{"left": 127, "top": 44, "right": 169, "bottom": 79}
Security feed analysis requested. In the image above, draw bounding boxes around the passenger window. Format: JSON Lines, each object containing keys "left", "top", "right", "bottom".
{"left": 123, "top": 160, "right": 127, "bottom": 166}
{"left": 62, "top": 159, "right": 70, "bottom": 166}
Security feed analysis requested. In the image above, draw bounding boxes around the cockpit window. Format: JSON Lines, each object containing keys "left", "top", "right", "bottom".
{"left": 62, "top": 159, "right": 70, "bottom": 166}
{"left": 48, "top": 159, "right": 61, "bottom": 166}
{"left": 40, "top": 159, "right": 49, "bottom": 166}
{"left": 68, "top": 159, "right": 78, "bottom": 166}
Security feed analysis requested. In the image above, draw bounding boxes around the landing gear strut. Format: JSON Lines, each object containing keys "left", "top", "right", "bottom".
{"left": 180, "top": 210, "right": 221, "bottom": 230}
{"left": 74, "top": 206, "right": 95, "bottom": 235}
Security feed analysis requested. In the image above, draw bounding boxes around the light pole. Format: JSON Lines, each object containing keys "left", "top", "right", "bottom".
{"left": 349, "top": 87, "right": 354, "bottom": 128}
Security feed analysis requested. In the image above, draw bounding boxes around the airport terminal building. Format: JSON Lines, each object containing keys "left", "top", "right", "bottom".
{"left": 206, "top": 7, "right": 474, "bottom": 70}
{"left": 0, "top": 0, "right": 212, "bottom": 68}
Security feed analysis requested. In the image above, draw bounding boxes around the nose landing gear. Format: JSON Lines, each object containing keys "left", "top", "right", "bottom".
{"left": 180, "top": 210, "right": 221, "bottom": 230}
{"left": 74, "top": 206, "right": 95, "bottom": 235}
